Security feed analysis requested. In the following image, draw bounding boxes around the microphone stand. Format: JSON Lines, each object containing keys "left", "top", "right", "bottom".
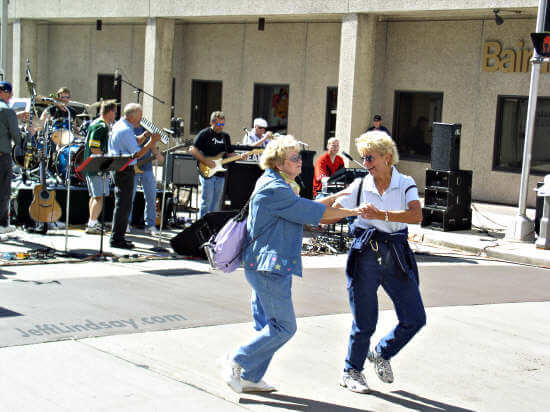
{"left": 117, "top": 75, "right": 165, "bottom": 105}
{"left": 342, "top": 152, "right": 368, "bottom": 170}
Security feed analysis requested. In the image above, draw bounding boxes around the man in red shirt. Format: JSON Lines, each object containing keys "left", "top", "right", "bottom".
{"left": 313, "top": 137, "right": 344, "bottom": 198}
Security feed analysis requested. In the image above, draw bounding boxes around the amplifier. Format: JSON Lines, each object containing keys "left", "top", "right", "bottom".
{"left": 421, "top": 207, "right": 472, "bottom": 231}
{"left": 425, "top": 169, "right": 472, "bottom": 192}
{"left": 424, "top": 187, "right": 471, "bottom": 212}
{"left": 164, "top": 153, "right": 199, "bottom": 186}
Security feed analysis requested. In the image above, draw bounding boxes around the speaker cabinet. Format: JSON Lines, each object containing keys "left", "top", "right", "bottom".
{"left": 431, "top": 122, "right": 461, "bottom": 171}
{"left": 222, "top": 161, "right": 263, "bottom": 211}
{"left": 170, "top": 211, "right": 237, "bottom": 258}
{"left": 164, "top": 153, "right": 199, "bottom": 186}
{"left": 422, "top": 169, "right": 472, "bottom": 231}
{"left": 298, "top": 150, "right": 315, "bottom": 200}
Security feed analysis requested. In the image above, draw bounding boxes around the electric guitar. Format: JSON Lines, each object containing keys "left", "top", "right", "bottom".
{"left": 28, "top": 145, "right": 62, "bottom": 225}
{"left": 134, "top": 141, "right": 192, "bottom": 174}
{"left": 198, "top": 149, "right": 264, "bottom": 179}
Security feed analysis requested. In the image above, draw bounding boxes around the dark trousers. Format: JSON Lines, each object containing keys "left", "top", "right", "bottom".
{"left": 345, "top": 241, "right": 426, "bottom": 371}
{"left": 110, "top": 168, "right": 135, "bottom": 242}
{"left": 0, "top": 153, "right": 11, "bottom": 227}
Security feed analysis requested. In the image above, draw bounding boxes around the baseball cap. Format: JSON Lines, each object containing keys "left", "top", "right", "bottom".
{"left": 373, "top": 114, "right": 382, "bottom": 121}
{"left": 0, "top": 81, "right": 13, "bottom": 93}
{"left": 253, "top": 118, "right": 268, "bottom": 128}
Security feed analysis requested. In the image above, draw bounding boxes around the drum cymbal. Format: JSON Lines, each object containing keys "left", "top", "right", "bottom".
{"left": 87, "top": 99, "right": 118, "bottom": 110}
{"left": 76, "top": 113, "right": 91, "bottom": 118}
{"left": 68, "top": 100, "right": 89, "bottom": 108}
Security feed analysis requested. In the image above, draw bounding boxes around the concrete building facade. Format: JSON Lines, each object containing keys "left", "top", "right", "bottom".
{"left": 2, "top": 1, "right": 548, "bottom": 206}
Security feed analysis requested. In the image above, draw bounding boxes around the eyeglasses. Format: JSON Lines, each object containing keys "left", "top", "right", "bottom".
{"left": 215, "top": 122, "right": 225, "bottom": 127}
{"left": 361, "top": 155, "right": 375, "bottom": 162}
{"left": 287, "top": 154, "right": 302, "bottom": 163}
{"left": 59, "top": 95, "right": 70, "bottom": 99}
{"left": 257, "top": 126, "right": 266, "bottom": 130}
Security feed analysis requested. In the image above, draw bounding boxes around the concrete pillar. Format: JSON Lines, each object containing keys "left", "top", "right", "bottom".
{"left": 143, "top": 17, "right": 175, "bottom": 133}
{"left": 335, "top": 14, "right": 377, "bottom": 159}
{"left": 12, "top": 19, "right": 37, "bottom": 97}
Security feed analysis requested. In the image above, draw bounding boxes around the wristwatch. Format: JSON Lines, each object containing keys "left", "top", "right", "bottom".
{"left": 385, "top": 210, "right": 389, "bottom": 222}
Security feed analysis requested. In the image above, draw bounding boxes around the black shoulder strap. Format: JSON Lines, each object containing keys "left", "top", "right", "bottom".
{"left": 356, "top": 177, "right": 364, "bottom": 207}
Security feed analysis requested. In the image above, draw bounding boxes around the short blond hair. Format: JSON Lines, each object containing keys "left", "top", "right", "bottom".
{"left": 355, "top": 131, "right": 399, "bottom": 166}
{"left": 260, "top": 135, "right": 301, "bottom": 170}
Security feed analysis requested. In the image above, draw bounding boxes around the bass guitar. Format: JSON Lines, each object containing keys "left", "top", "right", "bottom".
{"left": 197, "top": 149, "right": 264, "bottom": 179}
{"left": 28, "top": 144, "right": 62, "bottom": 226}
{"left": 134, "top": 141, "right": 192, "bottom": 174}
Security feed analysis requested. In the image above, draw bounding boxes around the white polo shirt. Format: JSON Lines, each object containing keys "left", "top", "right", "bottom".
{"left": 335, "top": 166, "right": 419, "bottom": 233}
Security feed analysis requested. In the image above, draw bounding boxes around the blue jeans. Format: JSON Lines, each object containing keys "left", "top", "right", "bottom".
{"left": 129, "top": 170, "right": 157, "bottom": 227}
{"left": 234, "top": 270, "right": 297, "bottom": 383}
{"left": 199, "top": 175, "right": 225, "bottom": 218}
{"left": 345, "top": 240, "right": 426, "bottom": 371}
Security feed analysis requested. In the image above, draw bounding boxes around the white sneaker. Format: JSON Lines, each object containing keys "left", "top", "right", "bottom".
{"left": 340, "top": 369, "right": 370, "bottom": 393}
{"left": 0, "top": 225, "right": 16, "bottom": 234}
{"left": 126, "top": 225, "right": 133, "bottom": 234}
{"left": 241, "top": 379, "right": 276, "bottom": 393}
{"left": 144, "top": 226, "right": 159, "bottom": 235}
{"left": 220, "top": 355, "right": 243, "bottom": 393}
{"left": 367, "top": 350, "right": 394, "bottom": 383}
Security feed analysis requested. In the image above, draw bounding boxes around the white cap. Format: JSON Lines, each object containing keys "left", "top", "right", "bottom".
{"left": 253, "top": 118, "right": 268, "bottom": 128}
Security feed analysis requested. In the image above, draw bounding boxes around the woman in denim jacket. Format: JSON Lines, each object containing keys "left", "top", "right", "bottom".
{"left": 222, "top": 135, "right": 363, "bottom": 393}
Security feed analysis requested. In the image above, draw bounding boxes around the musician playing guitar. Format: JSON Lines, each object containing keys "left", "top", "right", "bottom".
{"left": 189, "top": 111, "right": 246, "bottom": 218}
{"left": 127, "top": 124, "right": 164, "bottom": 235}
{"left": 0, "top": 81, "right": 22, "bottom": 235}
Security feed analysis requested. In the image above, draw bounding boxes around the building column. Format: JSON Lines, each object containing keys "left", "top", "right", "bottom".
{"left": 143, "top": 17, "right": 175, "bottom": 130}
{"left": 12, "top": 19, "right": 38, "bottom": 97}
{"left": 335, "top": 14, "right": 377, "bottom": 158}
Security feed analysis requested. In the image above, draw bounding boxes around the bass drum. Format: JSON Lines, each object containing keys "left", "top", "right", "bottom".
{"left": 55, "top": 144, "right": 85, "bottom": 184}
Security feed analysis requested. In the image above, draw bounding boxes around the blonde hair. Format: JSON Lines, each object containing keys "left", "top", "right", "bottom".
{"left": 260, "top": 135, "right": 301, "bottom": 170}
{"left": 56, "top": 87, "right": 70, "bottom": 97}
{"left": 355, "top": 130, "right": 399, "bottom": 166}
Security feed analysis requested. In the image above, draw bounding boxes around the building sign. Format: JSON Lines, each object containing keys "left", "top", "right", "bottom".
{"left": 482, "top": 40, "right": 550, "bottom": 73}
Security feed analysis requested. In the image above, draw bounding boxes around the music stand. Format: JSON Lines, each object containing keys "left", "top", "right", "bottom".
{"left": 76, "top": 154, "right": 133, "bottom": 260}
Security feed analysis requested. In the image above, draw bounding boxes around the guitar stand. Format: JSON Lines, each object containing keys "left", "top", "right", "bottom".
{"left": 75, "top": 154, "right": 133, "bottom": 260}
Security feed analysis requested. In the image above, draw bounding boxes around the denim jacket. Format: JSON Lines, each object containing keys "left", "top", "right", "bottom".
{"left": 242, "top": 168, "right": 326, "bottom": 277}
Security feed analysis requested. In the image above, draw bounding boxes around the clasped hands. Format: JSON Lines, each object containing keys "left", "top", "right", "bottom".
{"left": 356, "top": 203, "right": 385, "bottom": 220}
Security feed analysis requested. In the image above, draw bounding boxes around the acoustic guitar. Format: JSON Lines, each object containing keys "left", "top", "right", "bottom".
{"left": 134, "top": 141, "right": 192, "bottom": 174}
{"left": 198, "top": 149, "right": 264, "bottom": 179}
{"left": 29, "top": 147, "right": 62, "bottom": 225}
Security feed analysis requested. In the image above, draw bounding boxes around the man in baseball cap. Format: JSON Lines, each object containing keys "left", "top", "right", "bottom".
{"left": 366, "top": 114, "right": 390, "bottom": 135}
{"left": 243, "top": 117, "right": 272, "bottom": 147}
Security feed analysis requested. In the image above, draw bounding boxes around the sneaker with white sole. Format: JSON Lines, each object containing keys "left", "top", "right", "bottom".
{"left": 220, "top": 355, "right": 243, "bottom": 393}
{"left": 367, "top": 349, "right": 394, "bottom": 383}
{"left": 144, "top": 226, "right": 159, "bottom": 235}
{"left": 241, "top": 379, "right": 276, "bottom": 393}
{"left": 340, "top": 369, "right": 370, "bottom": 393}
{"left": 0, "top": 225, "right": 16, "bottom": 234}
{"left": 85, "top": 223, "right": 103, "bottom": 234}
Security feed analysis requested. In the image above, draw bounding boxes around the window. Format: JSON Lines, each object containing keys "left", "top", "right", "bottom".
{"left": 393, "top": 91, "right": 443, "bottom": 161}
{"left": 97, "top": 74, "right": 121, "bottom": 118}
{"left": 253, "top": 84, "right": 289, "bottom": 134}
{"left": 190, "top": 80, "right": 222, "bottom": 134}
{"left": 494, "top": 95, "right": 550, "bottom": 175}
{"left": 324, "top": 87, "right": 337, "bottom": 147}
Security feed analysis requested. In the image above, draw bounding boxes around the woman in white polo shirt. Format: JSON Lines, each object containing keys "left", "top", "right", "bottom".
{"left": 335, "top": 130, "right": 426, "bottom": 394}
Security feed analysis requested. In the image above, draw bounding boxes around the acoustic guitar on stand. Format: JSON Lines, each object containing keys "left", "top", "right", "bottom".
{"left": 28, "top": 146, "right": 62, "bottom": 226}
{"left": 198, "top": 149, "right": 264, "bottom": 179}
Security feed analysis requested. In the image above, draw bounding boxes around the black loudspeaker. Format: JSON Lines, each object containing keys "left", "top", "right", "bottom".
{"left": 422, "top": 169, "right": 472, "bottom": 231}
{"left": 164, "top": 153, "right": 199, "bottom": 186}
{"left": 170, "top": 210, "right": 238, "bottom": 257}
{"left": 431, "top": 122, "right": 461, "bottom": 171}
{"left": 223, "top": 161, "right": 263, "bottom": 210}
{"left": 298, "top": 149, "right": 315, "bottom": 200}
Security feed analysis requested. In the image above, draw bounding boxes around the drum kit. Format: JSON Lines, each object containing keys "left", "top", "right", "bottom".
{"left": 12, "top": 98, "right": 104, "bottom": 187}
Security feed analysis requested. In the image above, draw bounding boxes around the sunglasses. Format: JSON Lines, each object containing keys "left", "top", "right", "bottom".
{"left": 215, "top": 122, "right": 225, "bottom": 127}
{"left": 287, "top": 154, "right": 302, "bottom": 163}
{"left": 361, "top": 155, "right": 375, "bottom": 162}
{"left": 59, "top": 95, "right": 70, "bottom": 99}
{"left": 257, "top": 126, "right": 266, "bottom": 130}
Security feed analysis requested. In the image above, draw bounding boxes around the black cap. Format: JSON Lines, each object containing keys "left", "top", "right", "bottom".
{"left": 0, "top": 81, "right": 13, "bottom": 93}
{"left": 373, "top": 114, "right": 382, "bottom": 121}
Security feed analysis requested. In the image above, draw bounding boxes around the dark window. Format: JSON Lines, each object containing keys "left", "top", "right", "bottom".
{"left": 393, "top": 91, "right": 443, "bottom": 161}
{"left": 324, "top": 87, "right": 338, "bottom": 147}
{"left": 97, "top": 74, "right": 122, "bottom": 118}
{"left": 190, "top": 80, "right": 222, "bottom": 134}
{"left": 494, "top": 95, "right": 550, "bottom": 175}
{"left": 253, "top": 84, "right": 289, "bottom": 134}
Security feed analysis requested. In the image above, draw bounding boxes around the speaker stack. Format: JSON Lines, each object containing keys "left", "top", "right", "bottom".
{"left": 421, "top": 123, "right": 473, "bottom": 231}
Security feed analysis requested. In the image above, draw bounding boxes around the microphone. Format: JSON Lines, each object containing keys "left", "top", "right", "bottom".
{"left": 342, "top": 151, "right": 368, "bottom": 170}
{"left": 114, "top": 69, "right": 120, "bottom": 87}
{"left": 163, "top": 128, "right": 174, "bottom": 134}
{"left": 296, "top": 140, "right": 309, "bottom": 147}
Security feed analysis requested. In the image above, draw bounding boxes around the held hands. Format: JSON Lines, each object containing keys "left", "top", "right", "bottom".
{"left": 358, "top": 203, "right": 384, "bottom": 220}
{"left": 150, "top": 133, "right": 161, "bottom": 143}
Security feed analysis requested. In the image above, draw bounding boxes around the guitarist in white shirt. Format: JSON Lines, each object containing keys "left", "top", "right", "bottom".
{"left": 189, "top": 111, "right": 241, "bottom": 218}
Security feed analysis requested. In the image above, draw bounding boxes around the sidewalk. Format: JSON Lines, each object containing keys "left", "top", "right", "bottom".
{"left": 408, "top": 200, "right": 550, "bottom": 269}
